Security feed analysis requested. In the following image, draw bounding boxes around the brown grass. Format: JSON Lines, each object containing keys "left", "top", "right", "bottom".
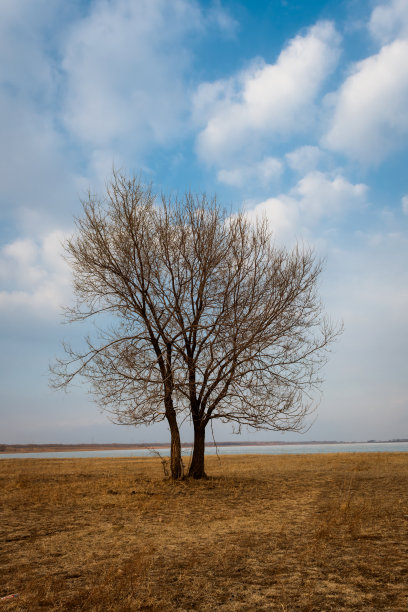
{"left": 1, "top": 453, "right": 407, "bottom": 611}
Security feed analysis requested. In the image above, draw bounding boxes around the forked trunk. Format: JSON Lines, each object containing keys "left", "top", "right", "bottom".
{"left": 188, "top": 424, "right": 207, "bottom": 479}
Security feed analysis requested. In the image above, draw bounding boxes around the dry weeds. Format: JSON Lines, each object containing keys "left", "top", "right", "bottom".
{"left": 0, "top": 453, "right": 407, "bottom": 611}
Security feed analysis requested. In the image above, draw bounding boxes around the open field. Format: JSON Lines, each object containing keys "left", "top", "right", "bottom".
{"left": 1, "top": 453, "right": 407, "bottom": 611}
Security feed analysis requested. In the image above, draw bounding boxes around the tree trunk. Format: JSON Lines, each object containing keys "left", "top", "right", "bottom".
{"left": 188, "top": 424, "right": 207, "bottom": 479}
{"left": 167, "top": 411, "right": 183, "bottom": 480}
{"left": 170, "top": 424, "right": 183, "bottom": 480}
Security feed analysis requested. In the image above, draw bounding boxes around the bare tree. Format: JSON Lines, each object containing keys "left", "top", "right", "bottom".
{"left": 51, "top": 172, "right": 341, "bottom": 479}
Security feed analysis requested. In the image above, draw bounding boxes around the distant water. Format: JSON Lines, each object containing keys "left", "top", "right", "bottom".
{"left": 1, "top": 441, "right": 408, "bottom": 459}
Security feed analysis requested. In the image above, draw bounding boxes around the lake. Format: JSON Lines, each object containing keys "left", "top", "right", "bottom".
{"left": 1, "top": 441, "right": 408, "bottom": 459}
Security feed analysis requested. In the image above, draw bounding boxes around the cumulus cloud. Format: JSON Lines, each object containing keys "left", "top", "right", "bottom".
{"left": 291, "top": 171, "right": 368, "bottom": 219}
{"left": 217, "top": 156, "right": 282, "bottom": 187}
{"left": 0, "top": 230, "right": 71, "bottom": 315}
{"left": 324, "top": 0, "right": 408, "bottom": 165}
{"left": 194, "top": 21, "right": 341, "bottom": 166}
{"left": 323, "top": 39, "right": 408, "bottom": 163}
{"left": 369, "top": 0, "right": 408, "bottom": 45}
{"left": 244, "top": 171, "right": 368, "bottom": 244}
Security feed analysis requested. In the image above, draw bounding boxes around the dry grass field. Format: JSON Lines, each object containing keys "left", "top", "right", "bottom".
{"left": 1, "top": 453, "right": 407, "bottom": 611}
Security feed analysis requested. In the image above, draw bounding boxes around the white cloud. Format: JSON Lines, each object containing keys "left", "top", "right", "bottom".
{"left": 244, "top": 171, "right": 368, "bottom": 244}
{"left": 61, "top": 0, "right": 202, "bottom": 153}
{"left": 0, "top": 230, "right": 71, "bottom": 315}
{"left": 217, "top": 156, "right": 282, "bottom": 187}
{"left": 292, "top": 171, "right": 367, "bottom": 219}
{"left": 0, "top": 1, "right": 86, "bottom": 222}
{"left": 0, "top": 96, "right": 81, "bottom": 219}
{"left": 3, "top": 239, "right": 38, "bottom": 268}
{"left": 1, "top": 0, "right": 236, "bottom": 219}
{"left": 194, "top": 21, "right": 341, "bottom": 166}
{"left": 0, "top": 0, "right": 62, "bottom": 102}
{"left": 369, "top": 0, "right": 408, "bottom": 45}
{"left": 324, "top": 1, "right": 408, "bottom": 165}
{"left": 245, "top": 197, "right": 299, "bottom": 242}
{"left": 402, "top": 195, "right": 408, "bottom": 215}
{"left": 285, "top": 145, "right": 324, "bottom": 174}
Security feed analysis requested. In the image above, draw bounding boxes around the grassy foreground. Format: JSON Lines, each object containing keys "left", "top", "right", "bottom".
{"left": 1, "top": 453, "right": 407, "bottom": 611}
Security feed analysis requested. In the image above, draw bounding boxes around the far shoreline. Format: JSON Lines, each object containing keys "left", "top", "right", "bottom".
{"left": 1, "top": 439, "right": 407, "bottom": 454}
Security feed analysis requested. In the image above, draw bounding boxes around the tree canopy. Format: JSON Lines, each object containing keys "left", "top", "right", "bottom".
{"left": 51, "top": 173, "right": 341, "bottom": 478}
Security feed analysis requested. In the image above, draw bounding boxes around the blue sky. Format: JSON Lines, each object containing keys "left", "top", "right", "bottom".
{"left": 1, "top": 0, "right": 407, "bottom": 444}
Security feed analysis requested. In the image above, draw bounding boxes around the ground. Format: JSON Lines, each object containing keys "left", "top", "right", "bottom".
{"left": 1, "top": 453, "right": 407, "bottom": 610}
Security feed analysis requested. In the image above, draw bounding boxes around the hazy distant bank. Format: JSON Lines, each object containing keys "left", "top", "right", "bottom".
{"left": 1, "top": 439, "right": 407, "bottom": 454}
